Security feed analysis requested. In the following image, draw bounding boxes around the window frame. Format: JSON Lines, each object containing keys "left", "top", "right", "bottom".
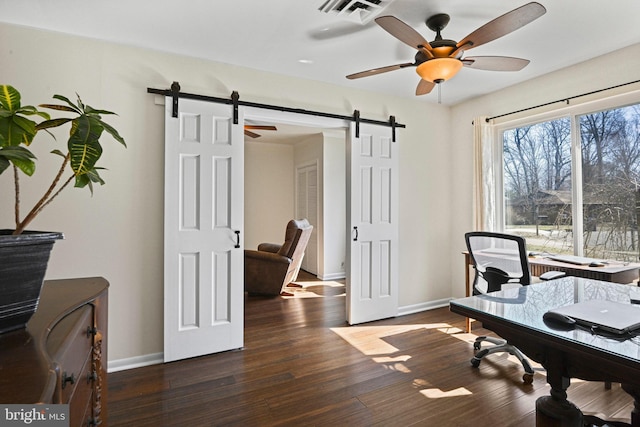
{"left": 493, "top": 89, "right": 640, "bottom": 256}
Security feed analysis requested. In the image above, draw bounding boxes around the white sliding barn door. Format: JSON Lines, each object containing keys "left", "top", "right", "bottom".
{"left": 164, "top": 98, "right": 244, "bottom": 362}
{"left": 346, "top": 122, "right": 399, "bottom": 325}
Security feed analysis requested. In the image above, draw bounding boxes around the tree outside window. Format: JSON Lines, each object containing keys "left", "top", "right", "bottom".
{"left": 503, "top": 104, "right": 640, "bottom": 262}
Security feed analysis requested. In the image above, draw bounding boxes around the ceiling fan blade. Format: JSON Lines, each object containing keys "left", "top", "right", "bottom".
{"left": 463, "top": 56, "right": 530, "bottom": 71}
{"left": 456, "top": 2, "right": 546, "bottom": 51}
{"left": 416, "top": 79, "right": 436, "bottom": 96}
{"left": 244, "top": 130, "right": 261, "bottom": 138}
{"left": 245, "top": 125, "right": 277, "bottom": 131}
{"left": 346, "top": 62, "right": 414, "bottom": 80}
{"left": 375, "top": 16, "right": 433, "bottom": 52}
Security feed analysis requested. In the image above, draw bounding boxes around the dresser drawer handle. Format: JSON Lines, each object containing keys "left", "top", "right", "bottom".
{"left": 62, "top": 372, "right": 75, "bottom": 389}
{"left": 87, "top": 418, "right": 101, "bottom": 426}
{"left": 86, "top": 326, "right": 98, "bottom": 337}
{"left": 87, "top": 371, "right": 98, "bottom": 383}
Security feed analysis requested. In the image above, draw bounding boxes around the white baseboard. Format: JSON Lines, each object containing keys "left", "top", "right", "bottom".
{"left": 108, "top": 352, "right": 164, "bottom": 373}
{"left": 397, "top": 298, "right": 452, "bottom": 316}
{"left": 317, "top": 272, "right": 346, "bottom": 281}
{"left": 107, "top": 298, "right": 452, "bottom": 373}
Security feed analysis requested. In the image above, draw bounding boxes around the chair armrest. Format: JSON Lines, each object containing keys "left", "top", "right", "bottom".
{"left": 244, "top": 249, "right": 290, "bottom": 264}
{"left": 244, "top": 250, "right": 291, "bottom": 295}
{"left": 257, "top": 243, "right": 281, "bottom": 253}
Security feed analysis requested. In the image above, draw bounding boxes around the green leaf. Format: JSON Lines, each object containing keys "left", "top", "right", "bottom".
{"left": 101, "top": 121, "right": 127, "bottom": 147}
{"left": 71, "top": 141, "right": 103, "bottom": 175}
{"left": 70, "top": 115, "right": 104, "bottom": 145}
{"left": 74, "top": 173, "right": 91, "bottom": 191}
{"left": 86, "top": 167, "right": 105, "bottom": 184}
{"left": 86, "top": 105, "right": 117, "bottom": 116}
{"left": 0, "top": 146, "right": 37, "bottom": 176}
{"left": 69, "top": 136, "right": 103, "bottom": 176}
{"left": 50, "top": 94, "right": 82, "bottom": 114}
{"left": 0, "top": 85, "right": 20, "bottom": 111}
{"left": 0, "top": 156, "right": 9, "bottom": 174}
{"left": 0, "top": 86, "right": 51, "bottom": 149}
{"left": 0, "top": 114, "right": 37, "bottom": 147}
{"left": 75, "top": 167, "right": 105, "bottom": 195}
{"left": 12, "top": 115, "right": 37, "bottom": 138}
{"left": 35, "top": 117, "right": 72, "bottom": 131}
{"left": 39, "top": 103, "right": 77, "bottom": 113}
{"left": 10, "top": 156, "right": 36, "bottom": 176}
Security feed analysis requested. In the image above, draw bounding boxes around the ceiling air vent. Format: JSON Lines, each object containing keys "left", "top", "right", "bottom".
{"left": 318, "top": 0, "right": 394, "bottom": 24}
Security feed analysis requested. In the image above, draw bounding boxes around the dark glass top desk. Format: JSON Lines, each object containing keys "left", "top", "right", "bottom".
{"left": 462, "top": 251, "right": 640, "bottom": 332}
{"left": 450, "top": 277, "right": 640, "bottom": 426}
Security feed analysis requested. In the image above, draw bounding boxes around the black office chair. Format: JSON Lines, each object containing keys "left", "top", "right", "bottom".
{"left": 464, "top": 231, "right": 565, "bottom": 383}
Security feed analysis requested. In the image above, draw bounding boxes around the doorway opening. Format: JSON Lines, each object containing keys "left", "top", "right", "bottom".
{"left": 243, "top": 117, "right": 348, "bottom": 284}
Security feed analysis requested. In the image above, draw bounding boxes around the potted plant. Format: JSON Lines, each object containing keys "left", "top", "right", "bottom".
{"left": 0, "top": 85, "right": 125, "bottom": 333}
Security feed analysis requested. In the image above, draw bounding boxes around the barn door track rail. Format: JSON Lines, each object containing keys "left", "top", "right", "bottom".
{"left": 147, "top": 81, "right": 405, "bottom": 142}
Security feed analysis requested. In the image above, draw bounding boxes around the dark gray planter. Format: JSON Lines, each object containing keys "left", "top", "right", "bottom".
{"left": 0, "top": 230, "right": 63, "bottom": 333}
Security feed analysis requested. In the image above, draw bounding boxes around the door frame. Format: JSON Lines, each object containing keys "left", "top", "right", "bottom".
{"left": 243, "top": 107, "right": 399, "bottom": 325}
{"left": 244, "top": 107, "right": 347, "bottom": 284}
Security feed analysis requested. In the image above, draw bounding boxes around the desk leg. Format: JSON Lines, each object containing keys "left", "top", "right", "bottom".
{"left": 622, "top": 383, "right": 640, "bottom": 427}
{"left": 465, "top": 253, "right": 472, "bottom": 333}
{"left": 536, "top": 358, "right": 582, "bottom": 426}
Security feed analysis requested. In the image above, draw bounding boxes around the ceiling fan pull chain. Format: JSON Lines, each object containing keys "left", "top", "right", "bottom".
{"left": 437, "top": 84, "right": 442, "bottom": 104}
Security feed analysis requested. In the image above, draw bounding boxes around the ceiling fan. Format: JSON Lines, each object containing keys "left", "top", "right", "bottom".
{"left": 346, "top": 2, "right": 546, "bottom": 96}
{"left": 244, "top": 124, "right": 277, "bottom": 138}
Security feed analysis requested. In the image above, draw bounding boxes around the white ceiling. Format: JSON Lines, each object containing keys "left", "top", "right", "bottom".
{"left": 2, "top": 1, "right": 640, "bottom": 110}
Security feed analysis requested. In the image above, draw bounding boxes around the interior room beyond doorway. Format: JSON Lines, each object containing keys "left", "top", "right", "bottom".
{"left": 243, "top": 120, "right": 347, "bottom": 281}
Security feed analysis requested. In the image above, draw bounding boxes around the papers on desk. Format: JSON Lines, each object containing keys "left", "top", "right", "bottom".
{"left": 546, "top": 254, "right": 603, "bottom": 266}
{"left": 528, "top": 253, "right": 609, "bottom": 267}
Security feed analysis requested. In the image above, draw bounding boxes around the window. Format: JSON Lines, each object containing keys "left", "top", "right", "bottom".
{"left": 501, "top": 99, "right": 640, "bottom": 262}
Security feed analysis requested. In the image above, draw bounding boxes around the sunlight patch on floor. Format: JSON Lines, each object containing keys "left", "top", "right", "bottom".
{"left": 372, "top": 355, "right": 413, "bottom": 372}
{"left": 443, "top": 331, "right": 478, "bottom": 343}
{"left": 293, "top": 280, "right": 344, "bottom": 288}
{"left": 331, "top": 323, "right": 454, "bottom": 356}
{"left": 372, "top": 355, "right": 411, "bottom": 363}
{"left": 419, "top": 387, "right": 473, "bottom": 399}
{"left": 331, "top": 324, "right": 481, "bottom": 400}
{"left": 280, "top": 281, "right": 346, "bottom": 299}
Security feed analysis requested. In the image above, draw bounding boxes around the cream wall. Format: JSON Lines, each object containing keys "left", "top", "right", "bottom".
{"left": 246, "top": 132, "right": 346, "bottom": 279}
{"left": 449, "top": 43, "right": 640, "bottom": 299}
{"left": 244, "top": 141, "right": 295, "bottom": 250}
{"left": 0, "top": 22, "right": 452, "bottom": 364}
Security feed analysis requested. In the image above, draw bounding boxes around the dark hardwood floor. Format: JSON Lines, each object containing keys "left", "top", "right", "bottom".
{"left": 109, "top": 273, "right": 633, "bottom": 426}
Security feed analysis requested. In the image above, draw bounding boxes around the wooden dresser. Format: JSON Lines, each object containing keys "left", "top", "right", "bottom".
{"left": 0, "top": 277, "right": 109, "bottom": 426}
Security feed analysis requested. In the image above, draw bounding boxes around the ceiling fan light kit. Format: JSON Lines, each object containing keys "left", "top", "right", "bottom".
{"left": 345, "top": 2, "right": 547, "bottom": 98}
{"left": 416, "top": 58, "right": 463, "bottom": 83}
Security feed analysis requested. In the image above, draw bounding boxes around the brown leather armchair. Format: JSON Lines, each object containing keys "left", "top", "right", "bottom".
{"left": 244, "top": 219, "right": 313, "bottom": 296}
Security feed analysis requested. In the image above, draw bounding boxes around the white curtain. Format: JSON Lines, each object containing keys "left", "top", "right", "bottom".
{"left": 473, "top": 116, "right": 497, "bottom": 231}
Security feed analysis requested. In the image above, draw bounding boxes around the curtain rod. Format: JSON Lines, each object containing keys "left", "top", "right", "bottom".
{"left": 485, "top": 78, "right": 640, "bottom": 123}
{"left": 147, "top": 83, "right": 406, "bottom": 130}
